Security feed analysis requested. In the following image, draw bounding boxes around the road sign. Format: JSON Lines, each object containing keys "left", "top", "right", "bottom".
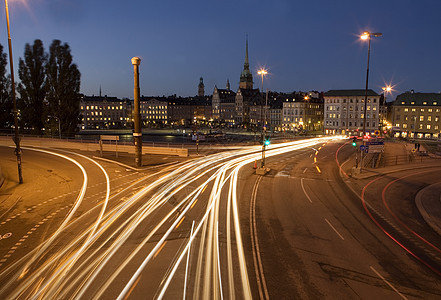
{"left": 374, "top": 130, "right": 380, "bottom": 135}
{"left": 366, "top": 141, "right": 384, "bottom": 153}
{"left": 360, "top": 145, "right": 366, "bottom": 151}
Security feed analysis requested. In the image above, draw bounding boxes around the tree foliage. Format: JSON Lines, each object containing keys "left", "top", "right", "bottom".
{"left": 0, "top": 44, "right": 12, "bottom": 129}
{"left": 17, "top": 39, "right": 47, "bottom": 134}
{"left": 45, "top": 40, "right": 81, "bottom": 137}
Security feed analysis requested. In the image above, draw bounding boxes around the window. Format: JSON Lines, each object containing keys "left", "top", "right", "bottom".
{"left": 421, "top": 108, "right": 425, "bottom": 112}
{"left": 412, "top": 108, "right": 416, "bottom": 112}
{"left": 403, "top": 124, "right": 407, "bottom": 129}
{"left": 428, "top": 109, "right": 433, "bottom": 112}
{"left": 419, "top": 124, "right": 423, "bottom": 129}
{"left": 411, "top": 102, "right": 415, "bottom": 105}
{"left": 436, "top": 116, "right": 440, "bottom": 122}
{"left": 404, "top": 108, "right": 409, "bottom": 112}
{"left": 420, "top": 116, "right": 424, "bottom": 121}
{"left": 423, "top": 102, "right": 427, "bottom": 105}
{"left": 396, "top": 115, "right": 401, "bottom": 120}
{"left": 427, "top": 124, "right": 431, "bottom": 130}
{"left": 428, "top": 116, "right": 432, "bottom": 121}
{"left": 401, "top": 101, "right": 405, "bottom": 105}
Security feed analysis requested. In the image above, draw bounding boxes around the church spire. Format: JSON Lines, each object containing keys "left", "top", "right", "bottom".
{"left": 245, "top": 35, "right": 249, "bottom": 67}
{"left": 239, "top": 35, "right": 253, "bottom": 89}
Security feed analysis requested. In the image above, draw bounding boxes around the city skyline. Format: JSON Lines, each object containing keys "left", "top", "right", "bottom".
{"left": 1, "top": 0, "right": 441, "bottom": 100}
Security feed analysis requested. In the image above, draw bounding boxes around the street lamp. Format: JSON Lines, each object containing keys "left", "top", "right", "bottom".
{"left": 257, "top": 68, "right": 268, "bottom": 169}
{"left": 381, "top": 85, "right": 392, "bottom": 136}
{"left": 4, "top": 0, "right": 23, "bottom": 183}
{"left": 131, "top": 57, "right": 142, "bottom": 167}
{"left": 361, "top": 31, "right": 382, "bottom": 138}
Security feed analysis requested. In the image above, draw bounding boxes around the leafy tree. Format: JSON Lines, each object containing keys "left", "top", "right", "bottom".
{"left": 17, "top": 39, "right": 47, "bottom": 134}
{"left": 45, "top": 40, "right": 81, "bottom": 137}
{"left": 0, "top": 44, "right": 12, "bottom": 130}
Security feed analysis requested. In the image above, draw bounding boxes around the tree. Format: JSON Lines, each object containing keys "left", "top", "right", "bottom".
{"left": 17, "top": 39, "right": 47, "bottom": 135}
{"left": 0, "top": 44, "right": 12, "bottom": 130}
{"left": 45, "top": 40, "right": 81, "bottom": 137}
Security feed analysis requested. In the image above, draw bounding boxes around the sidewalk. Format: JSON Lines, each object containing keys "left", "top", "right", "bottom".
{"left": 342, "top": 140, "right": 441, "bottom": 237}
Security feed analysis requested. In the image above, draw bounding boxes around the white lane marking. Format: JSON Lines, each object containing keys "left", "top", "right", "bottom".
{"left": 370, "top": 266, "right": 408, "bottom": 300}
{"left": 303, "top": 168, "right": 307, "bottom": 173}
{"left": 300, "top": 178, "right": 313, "bottom": 203}
{"left": 324, "top": 218, "right": 345, "bottom": 240}
{"left": 250, "top": 176, "right": 270, "bottom": 300}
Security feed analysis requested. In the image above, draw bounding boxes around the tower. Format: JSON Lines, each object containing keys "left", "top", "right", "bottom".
{"left": 226, "top": 79, "right": 230, "bottom": 90}
{"left": 198, "top": 77, "right": 205, "bottom": 97}
{"left": 239, "top": 36, "right": 253, "bottom": 90}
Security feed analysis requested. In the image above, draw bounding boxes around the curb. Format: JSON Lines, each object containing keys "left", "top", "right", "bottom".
{"left": 415, "top": 183, "right": 441, "bottom": 236}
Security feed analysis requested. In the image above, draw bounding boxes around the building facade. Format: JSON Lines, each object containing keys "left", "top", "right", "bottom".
{"left": 212, "top": 86, "right": 236, "bottom": 125}
{"left": 323, "top": 89, "right": 380, "bottom": 136}
{"left": 281, "top": 92, "right": 324, "bottom": 132}
{"left": 391, "top": 91, "right": 441, "bottom": 139}
{"left": 140, "top": 97, "right": 169, "bottom": 126}
{"left": 79, "top": 95, "right": 131, "bottom": 130}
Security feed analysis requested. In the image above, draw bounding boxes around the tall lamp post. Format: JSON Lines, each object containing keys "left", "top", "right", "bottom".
{"left": 381, "top": 85, "right": 392, "bottom": 136}
{"left": 131, "top": 57, "right": 142, "bottom": 167}
{"left": 361, "top": 31, "right": 382, "bottom": 137}
{"left": 5, "top": 0, "right": 22, "bottom": 183}
{"left": 257, "top": 68, "right": 268, "bottom": 168}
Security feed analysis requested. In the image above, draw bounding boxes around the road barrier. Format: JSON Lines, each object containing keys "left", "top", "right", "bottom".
{"left": 0, "top": 136, "right": 188, "bottom": 157}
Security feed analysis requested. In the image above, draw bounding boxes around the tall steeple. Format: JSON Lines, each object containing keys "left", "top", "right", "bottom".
{"left": 239, "top": 35, "right": 253, "bottom": 90}
{"left": 226, "top": 78, "right": 230, "bottom": 90}
{"left": 198, "top": 77, "right": 205, "bottom": 97}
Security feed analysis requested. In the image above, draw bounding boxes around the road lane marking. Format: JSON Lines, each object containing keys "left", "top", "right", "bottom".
{"left": 250, "top": 176, "right": 270, "bottom": 300}
{"left": 370, "top": 266, "right": 408, "bottom": 299}
{"left": 175, "top": 216, "right": 185, "bottom": 229}
{"left": 315, "top": 165, "right": 322, "bottom": 174}
{"left": 325, "top": 218, "right": 345, "bottom": 240}
{"left": 300, "top": 178, "right": 313, "bottom": 203}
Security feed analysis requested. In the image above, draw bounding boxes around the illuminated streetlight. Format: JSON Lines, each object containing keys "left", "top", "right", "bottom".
{"left": 4, "top": 0, "right": 23, "bottom": 183}
{"left": 257, "top": 68, "right": 268, "bottom": 93}
{"left": 360, "top": 31, "right": 382, "bottom": 138}
{"left": 257, "top": 68, "right": 269, "bottom": 172}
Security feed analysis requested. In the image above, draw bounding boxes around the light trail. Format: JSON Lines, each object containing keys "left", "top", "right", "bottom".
{"left": 0, "top": 136, "right": 344, "bottom": 299}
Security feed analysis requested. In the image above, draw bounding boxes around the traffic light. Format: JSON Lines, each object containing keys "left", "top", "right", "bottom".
{"left": 264, "top": 139, "right": 271, "bottom": 146}
{"left": 352, "top": 137, "right": 357, "bottom": 147}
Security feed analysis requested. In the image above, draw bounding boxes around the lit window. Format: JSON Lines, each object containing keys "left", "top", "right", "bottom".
{"left": 423, "top": 102, "right": 427, "bottom": 105}
{"left": 421, "top": 108, "right": 425, "bottom": 112}
{"left": 428, "top": 109, "right": 433, "bottom": 112}
{"left": 404, "top": 108, "right": 408, "bottom": 112}
{"left": 411, "top": 102, "right": 415, "bottom": 105}
{"left": 428, "top": 116, "right": 432, "bottom": 121}
{"left": 401, "top": 101, "right": 405, "bottom": 105}
{"left": 420, "top": 116, "right": 424, "bottom": 121}
{"left": 427, "top": 124, "right": 431, "bottom": 130}
{"left": 434, "top": 102, "right": 438, "bottom": 105}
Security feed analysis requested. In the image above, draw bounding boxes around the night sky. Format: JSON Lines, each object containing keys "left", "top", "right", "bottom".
{"left": 2, "top": 0, "right": 441, "bottom": 100}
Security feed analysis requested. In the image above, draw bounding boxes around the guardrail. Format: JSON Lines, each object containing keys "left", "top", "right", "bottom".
{"left": 0, "top": 136, "right": 188, "bottom": 157}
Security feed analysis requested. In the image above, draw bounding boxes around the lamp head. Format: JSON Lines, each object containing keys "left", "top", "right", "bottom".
{"left": 131, "top": 57, "right": 141, "bottom": 66}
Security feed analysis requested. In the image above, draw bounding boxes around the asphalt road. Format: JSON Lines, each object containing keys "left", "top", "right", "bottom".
{"left": 1, "top": 138, "right": 441, "bottom": 299}
{"left": 245, "top": 141, "right": 441, "bottom": 299}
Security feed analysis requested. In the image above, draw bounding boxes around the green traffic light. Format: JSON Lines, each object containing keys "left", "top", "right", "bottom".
{"left": 352, "top": 142, "right": 356, "bottom": 146}
{"left": 264, "top": 140, "right": 271, "bottom": 146}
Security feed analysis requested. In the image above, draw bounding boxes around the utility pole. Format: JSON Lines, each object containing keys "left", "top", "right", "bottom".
{"left": 131, "top": 57, "right": 142, "bottom": 167}
{"left": 5, "top": 0, "right": 22, "bottom": 183}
